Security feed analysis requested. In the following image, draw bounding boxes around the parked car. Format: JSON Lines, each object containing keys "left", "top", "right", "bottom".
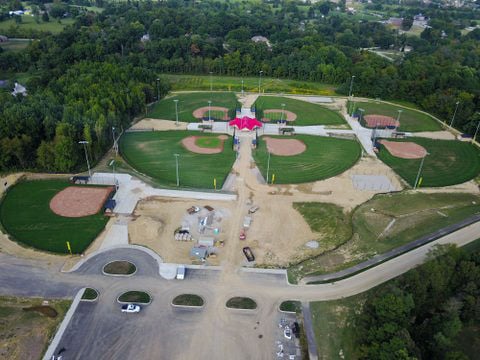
{"left": 121, "top": 304, "right": 141, "bottom": 313}
{"left": 284, "top": 325, "right": 292, "bottom": 339}
{"left": 242, "top": 247, "right": 255, "bottom": 262}
{"left": 187, "top": 206, "right": 200, "bottom": 214}
{"left": 176, "top": 265, "right": 185, "bottom": 280}
{"left": 239, "top": 229, "right": 246, "bottom": 240}
{"left": 248, "top": 205, "right": 259, "bottom": 214}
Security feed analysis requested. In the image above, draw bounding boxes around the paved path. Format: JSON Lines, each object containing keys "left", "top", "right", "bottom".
{"left": 90, "top": 173, "right": 237, "bottom": 215}
{"left": 301, "top": 302, "right": 319, "bottom": 360}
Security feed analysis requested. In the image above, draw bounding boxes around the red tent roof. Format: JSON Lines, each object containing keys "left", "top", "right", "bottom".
{"left": 228, "top": 117, "right": 262, "bottom": 131}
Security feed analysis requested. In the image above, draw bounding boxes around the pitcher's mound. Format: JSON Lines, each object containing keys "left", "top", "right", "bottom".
{"left": 182, "top": 135, "right": 227, "bottom": 154}
{"left": 264, "top": 137, "right": 306, "bottom": 156}
{"left": 379, "top": 140, "right": 427, "bottom": 159}
{"left": 364, "top": 115, "right": 398, "bottom": 128}
{"left": 50, "top": 186, "right": 114, "bottom": 217}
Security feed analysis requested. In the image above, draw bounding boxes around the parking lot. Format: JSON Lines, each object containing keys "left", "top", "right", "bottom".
{"left": 274, "top": 312, "right": 302, "bottom": 359}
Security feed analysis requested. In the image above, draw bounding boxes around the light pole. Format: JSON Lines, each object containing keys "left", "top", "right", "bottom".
{"left": 79, "top": 141, "right": 91, "bottom": 178}
{"left": 258, "top": 70, "right": 263, "bottom": 94}
{"left": 209, "top": 71, "right": 213, "bottom": 91}
{"left": 241, "top": 79, "right": 244, "bottom": 96}
{"left": 396, "top": 109, "right": 403, "bottom": 129}
{"left": 414, "top": 152, "right": 429, "bottom": 189}
{"left": 112, "top": 126, "right": 118, "bottom": 156}
{"left": 348, "top": 75, "right": 355, "bottom": 98}
{"left": 473, "top": 118, "right": 480, "bottom": 143}
{"left": 280, "top": 103, "right": 286, "bottom": 122}
{"left": 266, "top": 149, "right": 271, "bottom": 184}
{"left": 174, "top": 99, "right": 179, "bottom": 126}
{"left": 208, "top": 100, "right": 212, "bottom": 121}
{"left": 156, "top": 78, "right": 160, "bottom": 101}
{"left": 358, "top": 108, "right": 365, "bottom": 123}
{"left": 174, "top": 153, "right": 180, "bottom": 187}
{"left": 450, "top": 101, "right": 460, "bottom": 128}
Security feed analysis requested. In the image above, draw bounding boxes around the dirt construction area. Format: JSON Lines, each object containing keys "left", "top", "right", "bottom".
{"left": 50, "top": 186, "right": 114, "bottom": 217}
{"left": 379, "top": 140, "right": 428, "bottom": 159}
{"left": 263, "top": 137, "right": 306, "bottom": 156}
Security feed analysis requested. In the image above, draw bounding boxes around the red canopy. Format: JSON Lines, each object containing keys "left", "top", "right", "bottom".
{"left": 228, "top": 117, "right": 263, "bottom": 131}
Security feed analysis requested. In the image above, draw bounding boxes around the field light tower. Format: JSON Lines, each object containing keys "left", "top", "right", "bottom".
{"left": 79, "top": 141, "right": 92, "bottom": 178}
{"left": 174, "top": 99, "right": 179, "bottom": 126}
{"left": 174, "top": 153, "right": 180, "bottom": 187}
{"left": 450, "top": 101, "right": 460, "bottom": 128}
{"left": 348, "top": 75, "right": 355, "bottom": 98}
{"left": 258, "top": 70, "right": 263, "bottom": 94}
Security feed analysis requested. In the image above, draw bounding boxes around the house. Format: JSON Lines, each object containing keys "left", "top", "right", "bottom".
{"left": 251, "top": 36, "right": 272, "bottom": 49}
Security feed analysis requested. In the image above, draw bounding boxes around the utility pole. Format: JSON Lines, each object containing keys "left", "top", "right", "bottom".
{"left": 348, "top": 75, "right": 355, "bottom": 98}
{"left": 112, "top": 127, "right": 118, "bottom": 156}
{"left": 79, "top": 141, "right": 92, "bottom": 178}
{"left": 156, "top": 78, "right": 160, "bottom": 101}
{"left": 209, "top": 72, "right": 213, "bottom": 92}
{"left": 473, "top": 118, "right": 480, "bottom": 143}
{"left": 266, "top": 150, "right": 271, "bottom": 184}
{"left": 280, "top": 103, "right": 286, "bottom": 122}
{"left": 241, "top": 79, "right": 244, "bottom": 96}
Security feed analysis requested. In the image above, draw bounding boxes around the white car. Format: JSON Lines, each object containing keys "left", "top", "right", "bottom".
{"left": 121, "top": 304, "right": 141, "bottom": 313}
{"left": 284, "top": 326, "right": 292, "bottom": 340}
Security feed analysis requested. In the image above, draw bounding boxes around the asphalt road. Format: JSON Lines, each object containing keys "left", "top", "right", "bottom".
{"left": 0, "top": 221, "right": 479, "bottom": 360}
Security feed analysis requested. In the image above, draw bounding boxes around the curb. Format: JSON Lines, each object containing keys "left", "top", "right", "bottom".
{"left": 42, "top": 288, "right": 84, "bottom": 360}
{"left": 171, "top": 303, "right": 205, "bottom": 309}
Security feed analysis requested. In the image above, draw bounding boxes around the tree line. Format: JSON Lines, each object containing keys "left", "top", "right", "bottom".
{"left": 357, "top": 244, "right": 480, "bottom": 359}
{"left": 0, "top": 0, "right": 479, "bottom": 172}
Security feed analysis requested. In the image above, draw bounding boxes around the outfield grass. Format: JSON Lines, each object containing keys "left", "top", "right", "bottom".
{"left": 288, "top": 192, "right": 480, "bottom": 282}
{"left": 0, "top": 16, "right": 74, "bottom": 34}
{"left": 149, "top": 92, "right": 239, "bottom": 122}
{"left": 350, "top": 100, "right": 442, "bottom": 132}
{"left": 0, "top": 180, "right": 109, "bottom": 254}
{"left": 255, "top": 96, "right": 345, "bottom": 126}
{"left": 159, "top": 74, "right": 337, "bottom": 95}
{"left": 253, "top": 135, "right": 361, "bottom": 184}
{"left": 119, "top": 131, "right": 236, "bottom": 189}
{"left": 377, "top": 138, "right": 480, "bottom": 187}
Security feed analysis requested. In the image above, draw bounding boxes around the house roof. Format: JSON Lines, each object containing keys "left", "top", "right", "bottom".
{"left": 190, "top": 247, "right": 208, "bottom": 259}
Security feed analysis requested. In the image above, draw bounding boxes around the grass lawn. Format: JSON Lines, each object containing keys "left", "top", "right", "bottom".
{"left": 255, "top": 96, "right": 345, "bottom": 126}
{"left": 172, "top": 294, "right": 204, "bottom": 307}
{"left": 119, "top": 131, "right": 236, "bottom": 189}
{"left": 253, "top": 135, "right": 361, "bottom": 184}
{"left": 226, "top": 297, "right": 257, "bottom": 310}
{"left": 350, "top": 100, "right": 442, "bottom": 132}
{"left": 159, "top": 74, "right": 337, "bottom": 95}
{"left": 81, "top": 288, "right": 99, "bottom": 300}
{"left": 377, "top": 138, "right": 480, "bottom": 187}
{"left": 0, "top": 39, "right": 31, "bottom": 52}
{"left": 279, "top": 300, "right": 302, "bottom": 313}
{"left": 0, "top": 180, "right": 109, "bottom": 254}
{"left": 103, "top": 261, "right": 136, "bottom": 275}
{"left": 195, "top": 137, "right": 221, "bottom": 148}
{"left": 0, "top": 16, "right": 74, "bottom": 34}
{"left": 288, "top": 192, "right": 480, "bottom": 282}
{"left": 0, "top": 296, "right": 71, "bottom": 360}
{"left": 149, "top": 92, "right": 239, "bottom": 122}
{"left": 310, "top": 294, "right": 366, "bottom": 359}
{"left": 118, "top": 291, "right": 151, "bottom": 304}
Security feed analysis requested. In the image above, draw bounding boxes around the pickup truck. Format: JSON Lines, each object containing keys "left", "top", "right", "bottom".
{"left": 242, "top": 247, "right": 255, "bottom": 262}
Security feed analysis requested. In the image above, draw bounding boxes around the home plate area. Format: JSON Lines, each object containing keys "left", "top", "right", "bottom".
{"left": 351, "top": 175, "right": 396, "bottom": 191}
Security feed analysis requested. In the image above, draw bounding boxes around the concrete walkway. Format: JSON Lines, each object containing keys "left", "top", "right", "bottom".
{"left": 90, "top": 173, "right": 237, "bottom": 215}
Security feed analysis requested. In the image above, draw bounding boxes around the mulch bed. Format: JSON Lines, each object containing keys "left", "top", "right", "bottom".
{"left": 379, "top": 140, "right": 427, "bottom": 159}
{"left": 264, "top": 137, "right": 306, "bottom": 156}
{"left": 49, "top": 186, "right": 114, "bottom": 218}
